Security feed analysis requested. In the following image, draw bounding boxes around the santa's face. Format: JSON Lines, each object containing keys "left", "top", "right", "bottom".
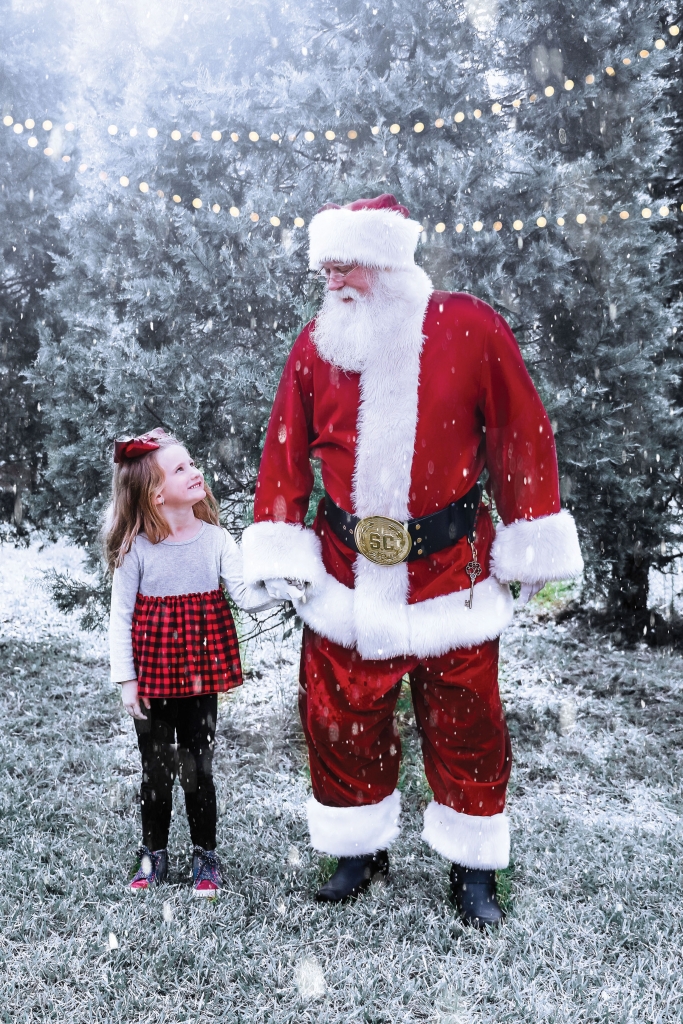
{"left": 321, "top": 262, "right": 375, "bottom": 300}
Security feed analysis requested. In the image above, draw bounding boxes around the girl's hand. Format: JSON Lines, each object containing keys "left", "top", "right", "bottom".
{"left": 121, "top": 680, "right": 151, "bottom": 720}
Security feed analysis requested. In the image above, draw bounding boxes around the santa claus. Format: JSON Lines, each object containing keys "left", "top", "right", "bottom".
{"left": 243, "top": 195, "right": 583, "bottom": 926}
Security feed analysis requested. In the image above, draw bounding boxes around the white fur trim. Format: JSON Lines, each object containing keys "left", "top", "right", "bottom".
{"left": 306, "top": 790, "right": 401, "bottom": 856}
{"left": 422, "top": 802, "right": 510, "bottom": 869}
{"left": 490, "top": 509, "right": 584, "bottom": 585}
{"left": 308, "top": 207, "right": 423, "bottom": 270}
{"left": 242, "top": 520, "right": 327, "bottom": 587}
{"left": 348, "top": 266, "right": 432, "bottom": 650}
{"left": 291, "top": 568, "right": 514, "bottom": 660}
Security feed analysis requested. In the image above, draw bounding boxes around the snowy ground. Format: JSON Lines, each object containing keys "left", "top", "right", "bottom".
{"left": 0, "top": 541, "right": 682, "bottom": 1022}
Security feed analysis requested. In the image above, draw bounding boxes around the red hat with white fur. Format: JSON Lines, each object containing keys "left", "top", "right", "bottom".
{"left": 308, "top": 194, "right": 422, "bottom": 271}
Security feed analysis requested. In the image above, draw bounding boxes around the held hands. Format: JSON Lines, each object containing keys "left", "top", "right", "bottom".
{"left": 265, "top": 578, "right": 309, "bottom": 604}
{"left": 121, "top": 680, "right": 151, "bottom": 720}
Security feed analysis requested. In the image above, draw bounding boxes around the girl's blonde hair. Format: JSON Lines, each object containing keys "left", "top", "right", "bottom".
{"left": 104, "top": 430, "right": 219, "bottom": 572}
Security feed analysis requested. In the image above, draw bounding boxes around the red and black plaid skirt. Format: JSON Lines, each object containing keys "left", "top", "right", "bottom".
{"left": 131, "top": 589, "right": 243, "bottom": 699}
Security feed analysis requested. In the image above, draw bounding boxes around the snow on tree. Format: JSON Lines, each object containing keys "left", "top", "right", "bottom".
{"left": 8, "top": 0, "right": 682, "bottom": 632}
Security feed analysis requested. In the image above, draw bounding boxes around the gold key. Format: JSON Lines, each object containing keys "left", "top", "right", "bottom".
{"left": 465, "top": 541, "right": 482, "bottom": 609}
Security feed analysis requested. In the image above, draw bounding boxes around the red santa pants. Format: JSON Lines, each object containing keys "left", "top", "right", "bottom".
{"left": 298, "top": 627, "right": 512, "bottom": 867}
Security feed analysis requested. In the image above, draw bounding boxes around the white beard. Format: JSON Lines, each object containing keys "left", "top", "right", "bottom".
{"left": 312, "top": 267, "right": 433, "bottom": 374}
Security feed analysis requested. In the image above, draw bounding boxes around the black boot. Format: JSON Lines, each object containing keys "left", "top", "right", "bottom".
{"left": 316, "top": 850, "right": 389, "bottom": 903}
{"left": 450, "top": 864, "right": 504, "bottom": 928}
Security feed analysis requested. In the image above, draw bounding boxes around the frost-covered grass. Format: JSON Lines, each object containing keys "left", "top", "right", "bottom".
{"left": 1, "top": 546, "right": 682, "bottom": 1022}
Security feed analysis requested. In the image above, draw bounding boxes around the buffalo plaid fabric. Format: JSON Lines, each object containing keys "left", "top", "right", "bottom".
{"left": 132, "top": 589, "right": 243, "bottom": 699}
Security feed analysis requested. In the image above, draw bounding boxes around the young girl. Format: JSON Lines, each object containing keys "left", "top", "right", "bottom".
{"left": 106, "top": 427, "right": 274, "bottom": 896}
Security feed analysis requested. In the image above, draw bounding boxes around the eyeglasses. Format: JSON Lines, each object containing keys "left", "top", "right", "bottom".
{"left": 317, "top": 264, "right": 359, "bottom": 280}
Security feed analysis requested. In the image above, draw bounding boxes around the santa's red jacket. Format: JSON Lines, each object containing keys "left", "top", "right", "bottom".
{"left": 243, "top": 288, "right": 583, "bottom": 661}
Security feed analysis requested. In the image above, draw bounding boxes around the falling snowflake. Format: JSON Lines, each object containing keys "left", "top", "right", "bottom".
{"left": 294, "top": 955, "right": 326, "bottom": 1000}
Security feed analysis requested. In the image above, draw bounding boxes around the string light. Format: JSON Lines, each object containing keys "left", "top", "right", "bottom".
{"left": 619, "top": 211, "right": 629, "bottom": 219}
{"left": 293, "top": 217, "right": 305, "bottom": 227}
{"left": 172, "top": 194, "right": 181, "bottom": 203}
{"left": 139, "top": 182, "right": 149, "bottom": 193}
{"left": 642, "top": 207, "right": 652, "bottom": 218}
{"left": 435, "top": 222, "right": 445, "bottom": 232}
{"left": 192, "top": 198, "right": 202, "bottom": 208}
{"left": 557, "top": 217, "right": 565, "bottom": 225}
{"left": 230, "top": 206, "right": 239, "bottom": 217}
{"left": 5, "top": 25, "right": 675, "bottom": 165}
{"left": 212, "top": 203, "right": 220, "bottom": 213}
{"left": 27, "top": 137, "right": 37, "bottom": 148}
{"left": 536, "top": 216, "right": 547, "bottom": 227}
{"left": 576, "top": 213, "right": 587, "bottom": 224}
{"left": 493, "top": 221, "right": 502, "bottom": 231}
{"left": 120, "top": 176, "right": 129, "bottom": 186}
{"left": 513, "top": 219, "right": 523, "bottom": 230}
{"left": 270, "top": 216, "right": 280, "bottom": 226}
{"left": 250, "top": 212, "right": 259, "bottom": 222}
{"left": 473, "top": 220, "right": 483, "bottom": 231}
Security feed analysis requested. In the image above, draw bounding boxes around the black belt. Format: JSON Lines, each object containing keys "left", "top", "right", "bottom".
{"left": 323, "top": 482, "right": 481, "bottom": 563}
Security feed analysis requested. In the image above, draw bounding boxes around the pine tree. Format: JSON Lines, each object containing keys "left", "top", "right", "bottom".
{"left": 0, "top": 2, "right": 75, "bottom": 531}
{"left": 20, "top": 0, "right": 682, "bottom": 634}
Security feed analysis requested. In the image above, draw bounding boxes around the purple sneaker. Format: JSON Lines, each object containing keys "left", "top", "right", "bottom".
{"left": 192, "top": 847, "right": 223, "bottom": 898}
{"left": 129, "top": 846, "right": 168, "bottom": 891}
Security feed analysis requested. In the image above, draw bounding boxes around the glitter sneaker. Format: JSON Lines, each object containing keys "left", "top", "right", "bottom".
{"left": 128, "top": 846, "right": 168, "bottom": 891}
{"left": 191, "top": 847, "right": 223, "bottom": 898}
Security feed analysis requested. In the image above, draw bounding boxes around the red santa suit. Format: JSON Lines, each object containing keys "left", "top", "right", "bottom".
{"left": 243, "top": 195, "right": 583, "bottom": 870}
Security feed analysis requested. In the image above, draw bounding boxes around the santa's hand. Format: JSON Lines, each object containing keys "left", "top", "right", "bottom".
{"left": 517, "top": 582, "right": 545, "bottom": 605}
{"left": 265, "top": 578, "right": 309, "bottom": 604}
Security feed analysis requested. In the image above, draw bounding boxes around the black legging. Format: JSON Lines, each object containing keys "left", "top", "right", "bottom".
{"left": 134, "top": 694, "right": 218, "bottom": 851}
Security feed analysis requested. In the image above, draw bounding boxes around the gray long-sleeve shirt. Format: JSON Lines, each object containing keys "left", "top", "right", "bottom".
{"left": 109, "top": 522, "right": 275, "bottom": 683}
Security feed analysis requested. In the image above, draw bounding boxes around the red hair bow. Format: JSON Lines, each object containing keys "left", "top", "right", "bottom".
{"left": 113, "top": 428, "right": 166, "bottom": 464}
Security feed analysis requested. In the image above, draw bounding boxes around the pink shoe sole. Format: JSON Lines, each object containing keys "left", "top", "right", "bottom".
{"left": 193, "top": 881, "right": 219, "bottom": 898}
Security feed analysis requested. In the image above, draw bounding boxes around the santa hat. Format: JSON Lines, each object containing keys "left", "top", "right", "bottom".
{"left": 308, "top": 194, "right": 422, "bottom": 271}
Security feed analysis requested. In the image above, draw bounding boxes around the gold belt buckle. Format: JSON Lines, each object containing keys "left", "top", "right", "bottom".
{"left": 354, "top": 515, "right": 412, "bottom": 566}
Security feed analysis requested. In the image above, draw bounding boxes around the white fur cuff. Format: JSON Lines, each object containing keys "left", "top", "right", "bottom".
{"left": 306, "top": 790, "right": 401, "bottom": 856}
{"left": 308, "top": 207, "right": 422, "bottom": 270}
{"left": 242, "top": 520, "right": 325, "bottom": 587}
{"left": 490, "top": 509, "right": 583, "bottom": 585}
{"left": 422, "top": 802, "right": 510, "bottom": 869}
